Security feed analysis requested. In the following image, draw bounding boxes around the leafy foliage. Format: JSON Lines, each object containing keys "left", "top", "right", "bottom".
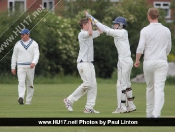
{"left": 0, "top": 0, "right": 175, "bottom": 78}
{"left": 33, "top": 12, "right": 78, "bottom": 76}
{"left": 0, "top": 11, "right": 78, "bottom": 77}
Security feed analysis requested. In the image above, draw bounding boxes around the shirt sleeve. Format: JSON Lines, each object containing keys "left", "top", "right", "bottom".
{"left": 96, "top": 22, "right": 110, "bottom": 33}
{"left": 166, "top": 29, "right": 172, "bottom": 55}
{"left": 136, "top": 28, "right": 146, "bottom": 54}
{"left": 80, "top": 31, "right": 89, "bottom": 39}
{"left": 96, "top": 22, "right": 122, "bottom": 37}
{"left": 32, "top": 42, "right": 40, "bottom": 65}
{"left": 92, "top": 30, "right": 100, "bottom": 39}
{"left": 11, "top": 42, "right": 18, "bottom": 69}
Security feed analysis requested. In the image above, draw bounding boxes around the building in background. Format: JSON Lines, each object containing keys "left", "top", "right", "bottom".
{"left": 147, "top": 0, "right": 173, "bottom": 22}
{"left": 0, "top": 0, "right": 173, "bottom": 22}
{"left": 0, "top": 0, "right": 57, "bottom": 13}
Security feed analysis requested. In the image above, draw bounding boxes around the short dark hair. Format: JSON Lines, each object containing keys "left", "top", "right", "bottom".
{"left": 79, "top": 18, "right": 88, "bottom": 29}
{"left": 148, "top": 8, "right": 159, "bottom": 20}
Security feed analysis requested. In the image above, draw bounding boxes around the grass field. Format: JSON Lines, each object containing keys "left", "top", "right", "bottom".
{"left": 0, "top": 83, "right": 175, "bottom": 132}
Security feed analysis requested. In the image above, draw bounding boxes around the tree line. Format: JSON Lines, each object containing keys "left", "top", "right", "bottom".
{"left": 0, "top": 0, "right": 174, "bottom": 78}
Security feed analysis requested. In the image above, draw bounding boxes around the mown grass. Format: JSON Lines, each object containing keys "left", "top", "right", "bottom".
{"left": 1, "top": 73, "right": 175, "bottom": 85}
{"left": 0, "top": 74, "right": 117, "bottom": 84}
{"left": 0, "top": 83, "right": 174, "bottom": 132}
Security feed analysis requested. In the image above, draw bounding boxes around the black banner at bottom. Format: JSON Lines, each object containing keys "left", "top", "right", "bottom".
{"left": 0, "top": 118, "right": 175, "bottom": 126}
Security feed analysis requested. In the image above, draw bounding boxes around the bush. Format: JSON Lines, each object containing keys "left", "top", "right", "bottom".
{"left": 166, "top": 76, "right": 175, "bottom": 85}
{"left": 168, "top": 54, "right": 175, "bottom": 62}
{"left": 1, "top": 0, "right": 174, "bottom": 79}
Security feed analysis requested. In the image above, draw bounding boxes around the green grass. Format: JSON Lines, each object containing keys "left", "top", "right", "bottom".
{"left": 1, "top": 73, "right": 175, "bottom": 85}
{"left": 0, "top": 83, "right": 175, "bottom": 132}
{"left": 0, "top": 74, "right": 118, "bottom": 84}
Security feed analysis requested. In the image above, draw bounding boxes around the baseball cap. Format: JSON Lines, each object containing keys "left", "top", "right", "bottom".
{"left": 20, "top": 29, "right": 30, "bottom": 34}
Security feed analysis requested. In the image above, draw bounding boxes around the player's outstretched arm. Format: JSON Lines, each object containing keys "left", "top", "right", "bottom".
{"left": 95, "top": 26, "right": 103, "bottom": 34}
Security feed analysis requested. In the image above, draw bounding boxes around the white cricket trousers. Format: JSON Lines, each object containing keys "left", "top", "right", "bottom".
{"left": 143, "top": 60, "right": 168, "bottom": 118}
{"left": 116, "top": 57, "right": 135, "bottom": 109}
{"left": 67, "top": 62, "right": 97, "bottom": 109}
{"left": 17, "top": 67, "right": 35, "bottom": 104}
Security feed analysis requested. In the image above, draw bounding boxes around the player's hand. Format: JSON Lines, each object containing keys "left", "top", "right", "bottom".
{"left": 134, "top": 61, "right": 140, "bottom": 67}
{"left": 85, "top": 11, "right": 88, "bottom": 16}
{"left": 11, "top": 69, "right": 16, "bottom": 75}
{"left": 30, "top": 63, "right": 35, "bottom": 68}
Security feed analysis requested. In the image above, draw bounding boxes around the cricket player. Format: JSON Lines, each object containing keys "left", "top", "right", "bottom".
{"left": 134, "top": 8, "right": 172, "bottom": 118}
{"left": 11, "top": 28, "right": 40, "bottom": 105}
{"left": 86, "top": 12, "right": 136, "bottom": 113}
{"left": 64, "top": 18, "right": 102, "bottom": 113}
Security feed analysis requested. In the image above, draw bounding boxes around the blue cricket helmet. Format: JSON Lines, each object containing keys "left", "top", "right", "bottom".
{"left": 112, "top": 17, "right": 127, "bottom": 27}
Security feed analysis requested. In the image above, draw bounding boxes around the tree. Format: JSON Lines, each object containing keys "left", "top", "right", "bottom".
{"left": 62, "top": 0, "right": 117, "bottom": 78}
{"left": 168, "top": 0, "right": 175, "bottom": 61}
{"left": 1, "top": 0, "right": 174, "bottom": 79}
{"left": 0, "top": 11, "right": 78, "bottom": 77}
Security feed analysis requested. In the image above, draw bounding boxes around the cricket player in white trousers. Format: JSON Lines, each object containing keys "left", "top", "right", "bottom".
{"left": 11, "top": 28, "right": 39, "bottom": 105}
{"left": 64, "top": 18, "right": 102, "bottom": 113}
{"left": 86, "top": 12, "right": 136, "bottom": 113}
{"left": 134, "top": 8, "right": 172, "bottom": 118}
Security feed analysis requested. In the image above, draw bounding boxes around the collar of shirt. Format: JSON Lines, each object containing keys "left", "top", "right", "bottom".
{"left": 81, "top": 29, "right": 88, "bottom": 32}
{"left": 149, "top": 23, "right": 161, "bottom": 26}
{"left": 21, "top": 38, "right": 31, "bottom": 44}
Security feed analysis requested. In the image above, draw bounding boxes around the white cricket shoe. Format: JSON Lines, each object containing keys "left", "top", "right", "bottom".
{"left": 84, "top": 108, "right": 100, "bottom": 114}
{"left": 63, "top": 98, "right": 73, "bottom": 112}
{"left": 112, "top": 108, "right": 128, "bottom": 114}
{"left": 25, "top": 101, "right": 31, "bottom": 105}
{"left": 127, "top": 107, "right": 136, "bottom": 112}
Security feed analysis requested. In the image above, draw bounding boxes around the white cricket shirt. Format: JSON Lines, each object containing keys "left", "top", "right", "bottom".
{"left": 77, "top": 29, "right": 100, "bottom": 62}
{"left": 11, "top": 38, "right": 40, "bottom": 69}
{"left": 136, "top": 23, "right": 171, "bottom": 61}
{"left": 107, "top": 28, "right": 131, "bottom": 60}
